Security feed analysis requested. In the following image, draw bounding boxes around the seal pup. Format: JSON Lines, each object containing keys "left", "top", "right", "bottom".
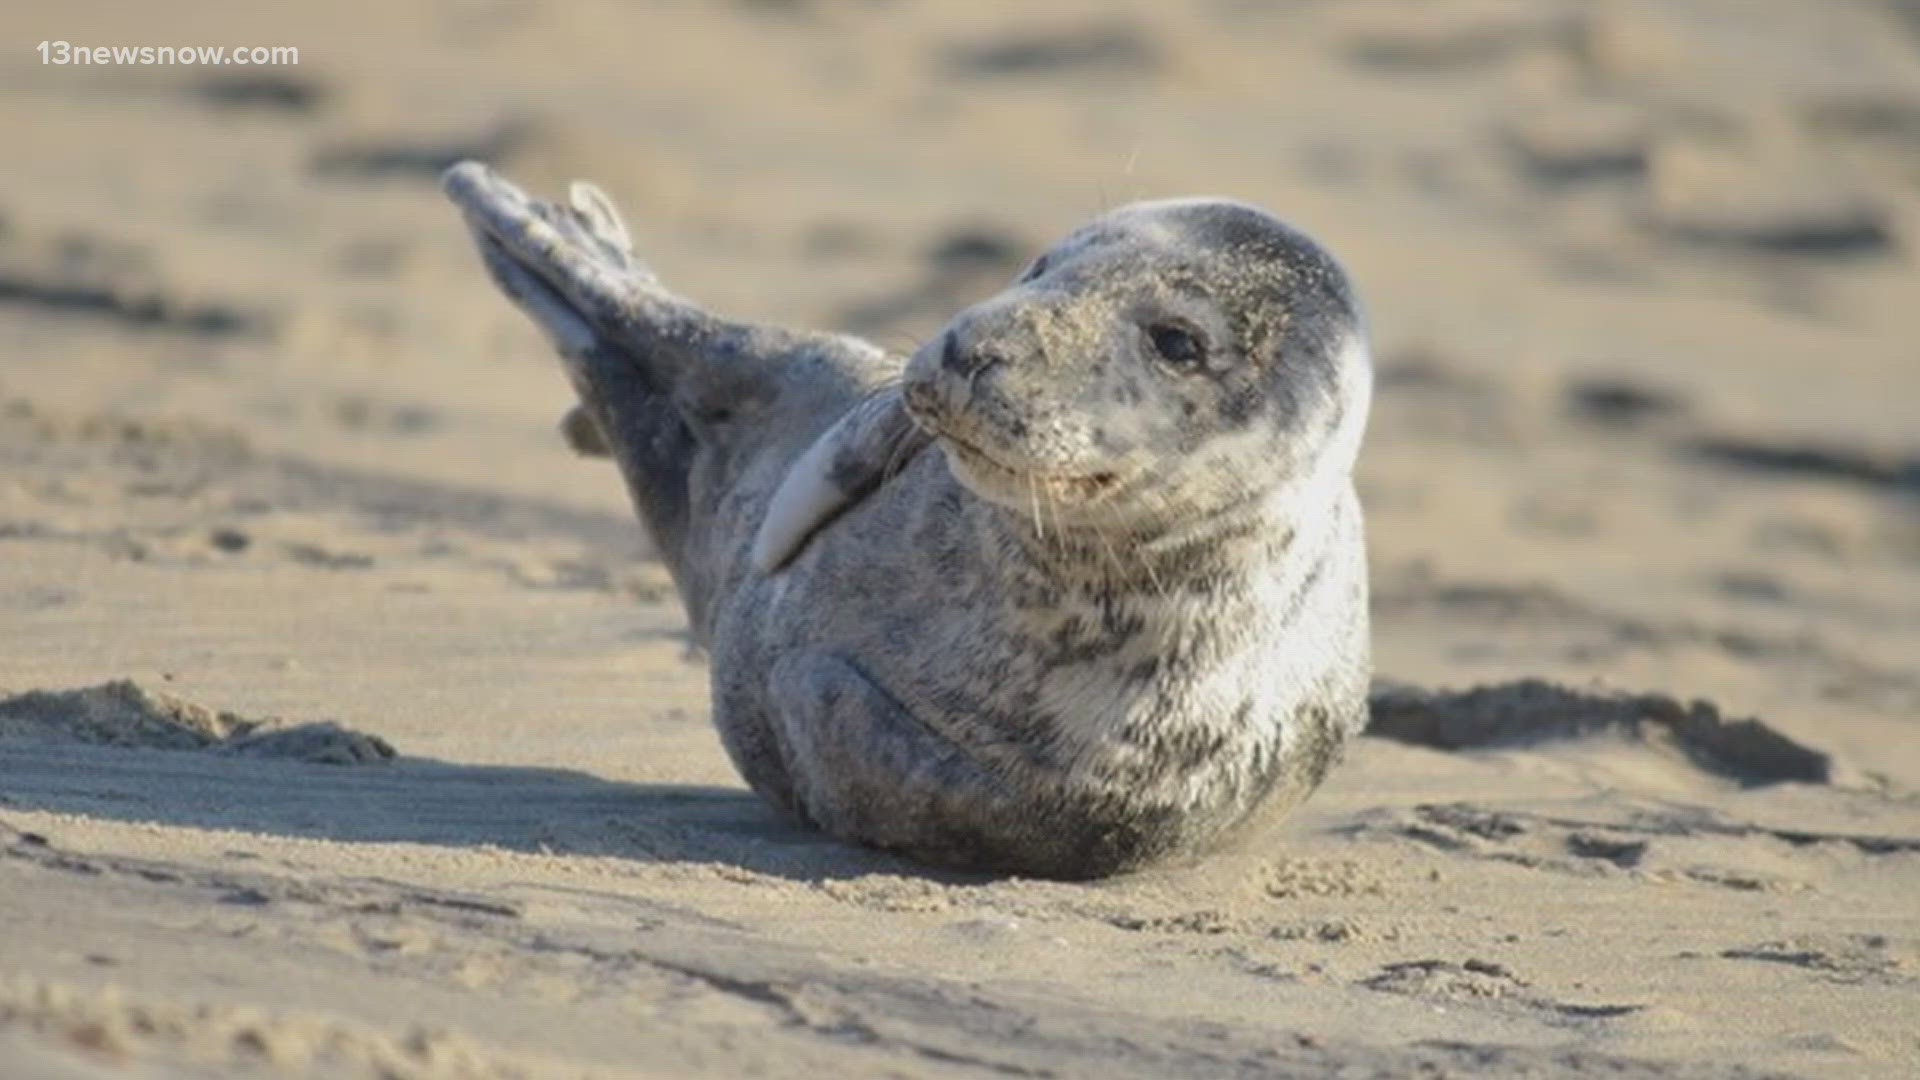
{"left": 444, "top": 162, "right": 1373, "bottom": 878}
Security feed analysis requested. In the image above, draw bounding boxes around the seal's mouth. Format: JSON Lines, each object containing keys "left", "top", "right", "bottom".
{"left": 939, "top": 432, "right": 1124, "bottom": 501}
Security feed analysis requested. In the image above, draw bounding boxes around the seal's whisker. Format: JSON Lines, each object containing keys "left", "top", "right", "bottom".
{"left": 1083, "top": 499, "right": 1166, "bottom": 599}
{"left": 1084, "top": 510, "right": 1131, "bottom": 588}
{"left": 881, "top": 418, "right": 921, "bottom": 481}
{"left": 1043, "top": 484, "right": 1069, "bottom": 565}
{"left": 1027, "top": 475, "right": 1047, "bottom": 543}
{"left": 1134, "top": 520, "right": 1168, "bottom": 599}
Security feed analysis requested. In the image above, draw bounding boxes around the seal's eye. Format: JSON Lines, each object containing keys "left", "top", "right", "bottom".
{"left": 1145, "top": 321, "right": 1207, "bottom": 370}
{"left": 1019, "top": 254, "right": 1051, "bottom": 283}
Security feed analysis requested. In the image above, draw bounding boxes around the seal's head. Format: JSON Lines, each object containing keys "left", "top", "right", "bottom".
{"left": 902, "top": 199, "right": 1370, "bottom": 530}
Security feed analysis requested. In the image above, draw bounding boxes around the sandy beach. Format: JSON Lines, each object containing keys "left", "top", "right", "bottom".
{"left": 3, "top": 1, "right": 1919, "bottom": 1075}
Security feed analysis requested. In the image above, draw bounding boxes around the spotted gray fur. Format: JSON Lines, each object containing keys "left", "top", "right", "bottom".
{"left": 444, "top": 164, "right": 1373, "bottom": 878}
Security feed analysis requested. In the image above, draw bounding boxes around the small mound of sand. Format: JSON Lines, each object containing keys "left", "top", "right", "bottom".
{"left": 1366, "top": 678, "right": 1830, "bottom": 786}
{"left": 0, "top": 681, "right": 394, "bottom": 765}
{"left": 0, "top": 681, "right": 244, "bottom": 750}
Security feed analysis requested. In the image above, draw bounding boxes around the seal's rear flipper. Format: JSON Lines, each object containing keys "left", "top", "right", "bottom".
{"left": 443, "top": 161, "right": 732, "bottom": 394}
{"left": 752, "top": 386, "right": 931, "bottom": 573}
{"left": 446, "top": 161, "right": 918, "bottom": 611}
{"left": 445, "top": 161, "right": 732, "bottom": 576}
{"left": 565, "top": 180, "right": 644, "bottom": 278}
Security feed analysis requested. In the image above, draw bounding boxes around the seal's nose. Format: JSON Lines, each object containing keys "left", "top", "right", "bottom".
{"left": 906, "top": 307, "right": 1035, "bottom": 424}
{"left": 940, "top": 328, "right": 1008, "bottom": 382}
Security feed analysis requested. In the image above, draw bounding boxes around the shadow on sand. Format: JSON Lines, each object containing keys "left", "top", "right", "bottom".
{"left": 0, "top": 740, "right": 949, "bottom": 883}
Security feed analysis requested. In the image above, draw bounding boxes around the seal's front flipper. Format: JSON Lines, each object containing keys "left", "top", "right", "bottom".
{"left": 751, "top": 386, "right": 932, "bottom": 573}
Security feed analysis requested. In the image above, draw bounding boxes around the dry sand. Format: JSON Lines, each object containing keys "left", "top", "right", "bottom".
{"left": 3, "top": 1, "right": 1919, "bottom": 1076}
